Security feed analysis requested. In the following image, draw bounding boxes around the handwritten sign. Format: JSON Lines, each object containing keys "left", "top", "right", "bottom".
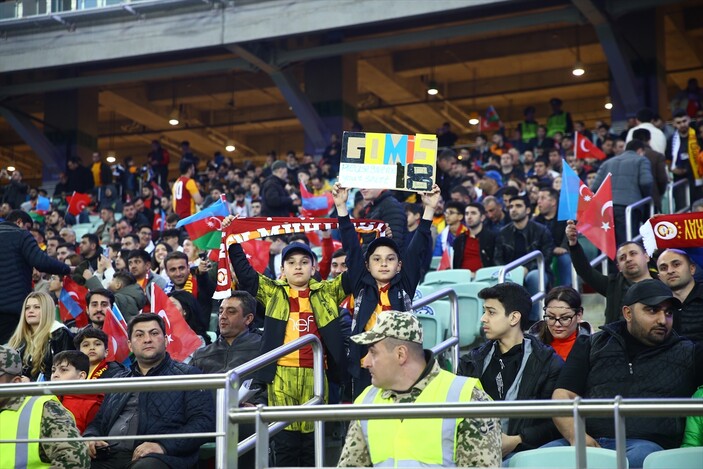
{"left": 339, "top": 131, "right": 437, "bottom": 192}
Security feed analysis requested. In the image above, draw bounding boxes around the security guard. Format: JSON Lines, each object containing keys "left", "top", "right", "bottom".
{"left": 338, "top": 311, "right": 502, "bottom": 467}
{"left": 0, "top": 345, "right": 89, "bottom": 468}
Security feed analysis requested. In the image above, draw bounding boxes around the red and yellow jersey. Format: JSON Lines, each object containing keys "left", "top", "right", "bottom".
{"left": 173, "top": 176, "right": 199, "bottom": 219}
{"left": 279, "top": 289, "right": 322, "bottom": 368}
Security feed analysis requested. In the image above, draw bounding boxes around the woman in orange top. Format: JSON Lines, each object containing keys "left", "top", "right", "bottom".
{"left": 529, "top": 286, "right": 591, "bottom": 361}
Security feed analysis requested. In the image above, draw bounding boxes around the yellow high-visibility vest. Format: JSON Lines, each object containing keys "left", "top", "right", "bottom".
{"left": 356, "top": 369, "right": 481, "bottom": 467}
{"left": 0, "top": 395, "right": 57, "bottom": 468}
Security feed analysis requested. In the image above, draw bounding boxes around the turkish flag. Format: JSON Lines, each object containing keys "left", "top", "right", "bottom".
{"left": 150, "top": 283, "right": 202, "bottom": 361}
{"left": 575, "top": 132, "right": 606, "bottom": 161}
{"left": 437, "top": 248, "right": 451, "bottom": 271}
{"left": 577, "top": 173, "right": 616, "bottom": 260}
{"left": 66, "top": 192, "right": 91, "bottom": 216}
{"left": 58, "top": 276, "right": 89, "bottom": 326}
{"left": 103, "top": 307, "right": 130, "bottom": 364}
{"left": 241, "top": 239, "right": 271, "bottom": 274}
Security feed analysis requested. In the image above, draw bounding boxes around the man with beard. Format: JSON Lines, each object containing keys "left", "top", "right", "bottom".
{"left": 494, "top": 195, "right": 553, "bottom": 324}
{"left": 567, "top": 222, "right": 654, "bottom": 324}
{"left": 657, "top": 249, "right": 703, "bottom": 343}
{"left": 547, "top": 280, "right": 703, "bottom": 468}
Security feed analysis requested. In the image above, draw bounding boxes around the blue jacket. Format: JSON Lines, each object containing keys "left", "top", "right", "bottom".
{"left": 84, "top": 353, "right": 215, "bottom": 468}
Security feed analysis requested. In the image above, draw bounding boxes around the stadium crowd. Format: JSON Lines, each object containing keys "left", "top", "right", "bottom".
{"left": 1, "top": 91, "right": 703, "bottom": 468}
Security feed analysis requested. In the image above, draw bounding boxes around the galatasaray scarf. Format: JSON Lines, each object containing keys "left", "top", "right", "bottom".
{"left": 640, "top": 212, "right": 703, "bottom": 256}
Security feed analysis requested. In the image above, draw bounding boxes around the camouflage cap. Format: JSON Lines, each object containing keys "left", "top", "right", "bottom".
{"left": 0, "top": 345, "right": 22, "bottom": 376}
{"left": 351, "top": 310, "right": 423, "bottom": 345}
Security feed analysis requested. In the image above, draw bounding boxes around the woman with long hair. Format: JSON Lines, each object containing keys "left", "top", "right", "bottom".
{"left": 528, "top": 286, "right": 591, "bottom": 361}
{"left": 151, "top": 241, "right": 173, "bottom": 279}
{"left": 7, "top": 291, "right": 75, "bottom": 381}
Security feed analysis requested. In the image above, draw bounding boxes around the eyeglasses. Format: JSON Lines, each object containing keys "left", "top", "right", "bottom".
{"left": 444, "top": 210, "right": 460, "bottom": 215}
{"left": 542, "top": 314, "right": 576, "bottom": 326}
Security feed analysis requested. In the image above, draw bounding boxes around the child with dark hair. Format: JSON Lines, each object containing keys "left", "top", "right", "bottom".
{"left": 51, "top": 350, "right": 103, "bottom": 433}
{"left": 332, "top": 182, "right": 440, "bottom": 397}
{"left": 73, "top": 327, "right": 126, "bottom": 379}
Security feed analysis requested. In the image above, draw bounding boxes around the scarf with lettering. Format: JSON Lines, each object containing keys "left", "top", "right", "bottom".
{"left": 640, "top": 213, "right": 703, "bottom": 266}
{"left": 223, "top": 216, "right": 387, "bottom": 247}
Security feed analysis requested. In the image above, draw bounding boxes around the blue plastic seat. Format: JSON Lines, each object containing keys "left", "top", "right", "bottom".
{"left": 643, "top": 447, "right": 703, "bottom": 469}
{"left": 421, "top": 269, "right": 473, "bottom": 289}
{"left": 474, "top": 265, "right": 525, "bottom": 285}
{"left": 509, "top": 447, "right": 625, "bottom": 468}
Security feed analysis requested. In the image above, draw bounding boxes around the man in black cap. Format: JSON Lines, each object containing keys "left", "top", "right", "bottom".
{"left": 261, "top": 160, "right": 300, "bottom": 217}
{"left": 548, "top": 279, "right": 703, "bottom": 468}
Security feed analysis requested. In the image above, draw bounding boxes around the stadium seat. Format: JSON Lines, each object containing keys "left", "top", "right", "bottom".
{"left": 71, "top": 223, "right": 94, "bottom": 240}
{"left": 451, "top": 281, "right": 491, "bottom": 346}
{"left": 421, "top": 269, "right": 473, "bottom": 288}
{"left": 474, "top": 265, "right": 525, "bottom": 285}
{"left": 429, "top": 256, "right": 442, "bottom": 271}
{"left": 412, "top": 288, "right": 449, "bottom": 349}
{"left": 509, "top": 447, "right": 625, "bottom": 468}
{"left": 643, "top": 447, "right": 703, "bottom": 469}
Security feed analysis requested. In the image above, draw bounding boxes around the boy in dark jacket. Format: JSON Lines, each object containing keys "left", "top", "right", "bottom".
{"left": 73, "top": 327, "right": 126, "bottom": 380}
{"left": 457, "top": 282, "right": 563, "bottom": 461}
{"left": 332, "top": 183, "right": 440, "bottom": 397}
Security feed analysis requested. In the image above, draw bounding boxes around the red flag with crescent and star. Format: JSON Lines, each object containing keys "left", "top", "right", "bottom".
{"left": 58, "top": 276, "right": 89, "bottom": 327}
{"left": 576, "top": 173, "right": 616, "bottom": 259}
{"left": 66, "top": 192, "right": 91, "bottom": 216}
{"left": 574, "top": 132, "right": 606, "bottom": 161}
{"left": 102, "top": 307, "right": 130, "bottom": 364}
{"left": 150, "top": 283, "right": 202, "bottom": 361}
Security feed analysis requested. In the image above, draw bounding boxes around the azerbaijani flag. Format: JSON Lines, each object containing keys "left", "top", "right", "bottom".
{"left": 58, "top": 277, "right": 89, "bottom": 327}
{"left": 558, "top": 159, "right": 592, "bottom": 221}
{"left": 175, "top": 195, "right": 230, "bottom": 250}
{"left": 299, "top": 182, "right": 333, "bottom": 217}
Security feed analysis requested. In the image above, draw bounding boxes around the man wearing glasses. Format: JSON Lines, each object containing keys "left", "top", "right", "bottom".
{"left": 548, "top": 279, "right": 703, "bottom": 468}
{"left": 458, "top": 282, "right": 563, "bottom": 462}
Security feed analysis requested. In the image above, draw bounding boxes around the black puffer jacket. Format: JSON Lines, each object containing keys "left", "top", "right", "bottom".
{"left": 261, "top": 175, "right": 295, "bottom": 217}
{"left": 84, "top": 353, "right": 215, "bottom": 468}
{"left": 0, "top": 222, "right": 71, "bottom": 316}
{"left": 494, "top": 220, "right": 554, "bottom": 275}
{"left": 458, "top": 334, "right": 564, "bottom": 452}
{"left": 361, "top": 191, "right": 406, "bottom": 255}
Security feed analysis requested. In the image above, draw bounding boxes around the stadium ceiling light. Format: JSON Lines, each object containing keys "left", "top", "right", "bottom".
{"left": 468, "top": 112, "right": 480, "bottom": 126}
{"left": 427, "top": 80, "right": 439, "bottom": 96}
{"left": 225, "top": 141, "right": 236, "bottom": 152}
{"left": 572, "top": 60, "right": 585, "bottom": 77}
{"left": 168, "top": 108, "right": 180, "bottom": 126}
{"left": 7, "top": 165, "right": 15, "bottom": 172}
{"left": 604, "top": 97, "right": 613, "bottom": 110}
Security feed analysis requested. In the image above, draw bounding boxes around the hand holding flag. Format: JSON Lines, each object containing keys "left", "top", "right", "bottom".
{"left": 66, "top": 192, "right": 91, "bottom": 217}
{"left": 150, "top": 283, "right": 202, "bottom": 361}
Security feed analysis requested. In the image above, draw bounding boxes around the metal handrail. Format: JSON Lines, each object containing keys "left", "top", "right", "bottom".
{"left": 0, "top": 334, "right": 325, "bottom": 469}
{"left": 498, "top": 250, "right": 545, "bottom": 310}
{"left": 411, "top": 287, "right": 460, "bottom": 373}
{"left": 228, "top": 398, "right": 703, "bottom": 469}
{"left": 625, "top": 196, "right": 654, "bottom": 242}
{"left": 667, "top": 178, "right": 691, "bottom": 213}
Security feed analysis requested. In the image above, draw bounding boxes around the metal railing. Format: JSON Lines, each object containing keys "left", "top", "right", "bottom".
{"left": 498, "top": 250, "right": 545, "bottom": 310}
{"left": 625, "top": 197, "right": 654, "bottom": 242}
{"left": 411, "top": 287, "right": 460, "bottom": 373}
{"left": 667, "top": 178, "right": 691, "bottom": 214}
{"left": 0, "top": 334, "right": 325, "bottom": 469}
{"left": 229, "top": 397, "right": 703, "bottom": 469}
